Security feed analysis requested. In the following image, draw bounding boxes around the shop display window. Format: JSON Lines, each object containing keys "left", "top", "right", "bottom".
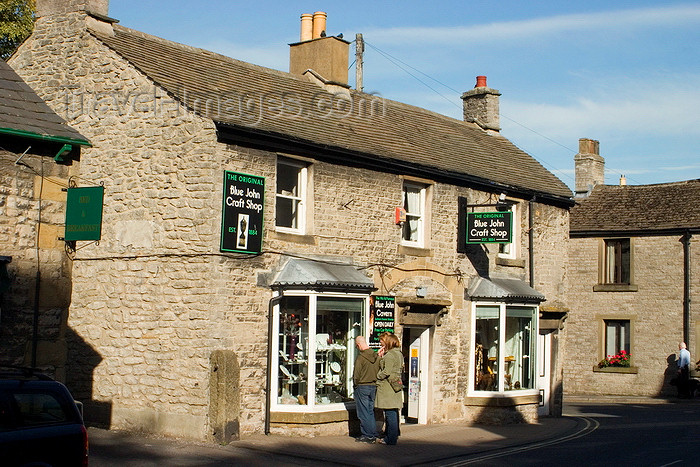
{"left": 275, "top": 294, "right": 365, "bottom": 409}
{"left": 474, "top": 304, "right": 537, "bottom": 392}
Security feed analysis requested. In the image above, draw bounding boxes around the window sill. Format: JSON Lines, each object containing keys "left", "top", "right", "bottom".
{"left": 270, "top": 230, "right": 317, "bottom": 246}
{"left": 464, "top": 393, "right": 540, "bottom": 407}
{"left": 270, "top": 408, "right": 352, "bottom": 424}
{"left": 592, "top": 366, "right": 639, "bottom": 374}
{"left": 496, "top": 256, "right": 526, "bottom": 268}
{"left": 398, "top": 244, "right": 433, "bottom": 257}
{"left": 593, "top": 284, "right": 638, "bottom": 292}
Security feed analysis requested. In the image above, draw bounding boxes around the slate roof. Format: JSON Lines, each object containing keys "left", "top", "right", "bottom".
{"left": 90, "top": 24, "right": 572, "bottom": 202}
{"left": 0, "top": 60, "right": 88, "bottom": 144}
{"left": 570, "top": 179, "right": 700, "bottom": 235}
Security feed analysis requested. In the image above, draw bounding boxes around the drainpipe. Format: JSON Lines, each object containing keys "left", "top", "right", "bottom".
{"left": 683, "top": 231, "right": 691, "bottom": 345}
{"left": 265, "top": 294, "right": 283, "bottom": 435}
{"left": 529, "top": 198, "right": 536, "bottom": 288}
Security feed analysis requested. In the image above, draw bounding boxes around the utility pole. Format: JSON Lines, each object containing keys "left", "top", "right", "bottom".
{"left": 355, "top": 33, "right": 364, "bottom": 92}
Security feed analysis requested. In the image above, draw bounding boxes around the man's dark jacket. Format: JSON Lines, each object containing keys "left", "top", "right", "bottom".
{"left": 354, "top": 348, "right": 380, "bottom": 386}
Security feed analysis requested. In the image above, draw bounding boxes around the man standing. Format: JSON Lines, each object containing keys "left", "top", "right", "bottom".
{"left": 678, "top": 342, "right": 691, "bottom": 398}
{"left": 353, "top": 336, "right": 380, "bottom": 443}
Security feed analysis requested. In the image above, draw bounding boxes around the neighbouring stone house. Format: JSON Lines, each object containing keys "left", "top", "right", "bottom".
{"left": 8, "top": 0, "right": 575, "bottom": 441}
{"left": 564, "top": 138, "right": 700, "bottom": 398}
{"left": 0, "top": 58, "right": 90, "bottom": 376}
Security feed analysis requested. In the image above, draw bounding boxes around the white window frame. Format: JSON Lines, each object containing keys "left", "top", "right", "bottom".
{"left": 469, "top": 301, "right": 539, "bottom": 397}
{"left": 275, "top": 158, "right": 307, "bottom": 235}
{"left": 401, "top": 181, "right": 427, "bottom": 247}
{"left": 497, "top": 202, "right": 518, "bottom": 260}
{"left": 271, "top": 291, "right": 370, "bottom": 413}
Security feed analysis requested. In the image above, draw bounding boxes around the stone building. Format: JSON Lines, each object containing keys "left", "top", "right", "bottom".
{"left": 565, "top": 138, "right": 700, "bottom": 398}
{"left": 0, "top": 59, "right": 90, "bottom": 376}
{"left": 8, "top": 0, "right": 574, "bottom": 441}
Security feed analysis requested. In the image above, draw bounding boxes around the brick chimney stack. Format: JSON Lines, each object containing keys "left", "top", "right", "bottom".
{"left": 36, "top": 0, "right": 109, "bottom": 17}
{"left": 461, "top": 76, "right": 501, "bottom": 133}
{"left": 574, "top": 138, "right": 605, "bottom": 197}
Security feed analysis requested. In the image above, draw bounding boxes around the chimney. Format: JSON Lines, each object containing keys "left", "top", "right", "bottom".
{"left": 574, "top": 138, "right": 605, "bottom": 197}
{"left": 36, "top": 0, "right": 109, "bottom": 17}
{"left": 461, "top": 76, "right": 501, "bottom": 133}
{"left": 619, "top": 175, "right": 627, "bottom": 186}
{"left": 289, "top": 12, "right": 350, "bottom": 87}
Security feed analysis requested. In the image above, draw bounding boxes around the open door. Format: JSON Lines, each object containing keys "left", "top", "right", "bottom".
{"left": 403, "top": 327, "right": 430, "bottom": 424}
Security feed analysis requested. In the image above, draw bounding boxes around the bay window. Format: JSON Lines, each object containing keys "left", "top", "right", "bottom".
{"left": 274, "top": 293, "right": 367, "bottom": 409}
{"left": 473, "top": 303, "right": 537, "bottom": 392}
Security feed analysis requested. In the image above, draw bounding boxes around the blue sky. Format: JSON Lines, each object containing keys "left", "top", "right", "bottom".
{"left": 108, "top": 1, "right": 700, "bottom": 189}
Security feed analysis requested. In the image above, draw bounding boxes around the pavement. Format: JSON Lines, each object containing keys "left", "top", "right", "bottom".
{"left": 88, "top": 415, "right": 583, "bottom": 466}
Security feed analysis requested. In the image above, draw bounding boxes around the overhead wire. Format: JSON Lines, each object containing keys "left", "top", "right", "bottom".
{"left": 360, "top": 40, "right": 640, "bottom": 186}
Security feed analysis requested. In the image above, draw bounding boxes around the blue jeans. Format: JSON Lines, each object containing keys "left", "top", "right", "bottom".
{"left": 384, "top": 408, "right": 400, "bottom": 445}
{"left": 354, "top": 384, "right": 378, "bottom": 438}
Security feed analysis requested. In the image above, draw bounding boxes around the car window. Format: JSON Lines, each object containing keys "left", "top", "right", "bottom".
{"left": 12, "top": 392, "right": 70, "bottom": 426}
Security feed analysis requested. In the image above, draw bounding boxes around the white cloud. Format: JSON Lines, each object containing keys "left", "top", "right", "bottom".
{"left": 364, "top": 4, "right": 700, "bottom": 45}
{"left": 502, "top": 72, "right": 700, "bottom": 141}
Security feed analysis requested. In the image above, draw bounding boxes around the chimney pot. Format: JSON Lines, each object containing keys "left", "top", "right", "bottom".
{"left": 476, "top": 75, "right": 487, "bottom": 88}
{"left": 312, "top": 11, "right": 327, "bottom": 39}
{"left": 300, "top": 13, "right": 313, "bottom": 41}
{"left": 620, "top": 175, "right": 627, "bottom": 186}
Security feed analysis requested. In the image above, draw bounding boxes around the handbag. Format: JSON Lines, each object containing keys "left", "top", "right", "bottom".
{"left": 388, "top": 374, "right": 404, "bottom": 392}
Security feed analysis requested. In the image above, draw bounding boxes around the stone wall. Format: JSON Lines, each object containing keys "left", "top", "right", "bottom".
{"left": 565, "top": 234, "right": 699, "bottom": 397}
{"left": 0, "top": 147, "right": 77, "bottom": 378}
{"left": 10, "top": 11, "right": 571, "bottom": 440}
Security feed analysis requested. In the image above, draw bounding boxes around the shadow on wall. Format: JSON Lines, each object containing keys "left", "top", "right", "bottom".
{"left": 656, "top": 353, "right": 680, "bottom": 398}
{"left": 464, "top": 244, "right": 490, "bottom": 278}
{"left": 65, "top": 327, "right": 112, "bottom": 428}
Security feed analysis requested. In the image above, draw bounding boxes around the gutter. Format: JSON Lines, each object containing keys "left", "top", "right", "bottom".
{"left": 0, "top": 128, "right": 91, "bottom": 147}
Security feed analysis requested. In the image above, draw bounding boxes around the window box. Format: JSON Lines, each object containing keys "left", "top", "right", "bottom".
{"left": 592, "top": 366, "right": 638, "bottom": 374}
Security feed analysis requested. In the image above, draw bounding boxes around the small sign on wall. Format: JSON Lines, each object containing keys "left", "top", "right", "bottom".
{"left": 369, "top": 295, "right": 395, "bottom": 349}
{"left": 221, "top": 171, "right": 265, "bottom": 254}
{"left": 64, "top": 186, "right": 104, "bottom": 241}
{"left": 466, "top": 211, "right": 512, "bottom": 244}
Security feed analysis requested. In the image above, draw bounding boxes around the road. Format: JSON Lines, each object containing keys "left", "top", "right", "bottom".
{"left": 439, "top": 400, "right": 700, "bottom": 466}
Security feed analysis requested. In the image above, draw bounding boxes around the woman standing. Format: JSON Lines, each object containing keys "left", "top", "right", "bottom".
{"left": 375, "top": 332, "right": 404, "bottom": 445}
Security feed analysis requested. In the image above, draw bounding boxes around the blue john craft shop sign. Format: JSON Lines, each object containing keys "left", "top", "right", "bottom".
{"left": 220, "top": 171, "right": 265, "bottom": 254}
{"left": 466, "top": 211, "right": 512, "bottom": 244}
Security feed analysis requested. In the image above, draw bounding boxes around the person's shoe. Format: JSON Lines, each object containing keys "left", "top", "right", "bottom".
{"left": 355, "top": 436, "right": 376, "bottom": 443}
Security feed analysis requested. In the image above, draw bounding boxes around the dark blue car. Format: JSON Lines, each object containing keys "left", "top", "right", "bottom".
{"left": 0, "top": 369, "right": 88, "bottom": 466}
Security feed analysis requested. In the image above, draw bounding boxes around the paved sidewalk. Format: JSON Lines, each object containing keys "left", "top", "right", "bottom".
{"left": 89, "top": 416, "right": 580, "bottom": 466}
{"left": 235, "top": 417, "right": 578, "bottom": 466}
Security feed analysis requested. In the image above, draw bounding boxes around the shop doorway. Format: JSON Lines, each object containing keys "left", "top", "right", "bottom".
{"left": 402, "top": 327, "right": 430, "bottom": 424}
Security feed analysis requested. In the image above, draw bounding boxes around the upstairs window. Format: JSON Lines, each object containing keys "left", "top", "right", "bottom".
{"left": 402, "top": 182, "right": 426, "bottom": 246}
{"left": 276, "top": 158, "right": 307, "bottom": 234}
{"left": 604, "top": 238, "right": 631, "bottom": 284}
{"left": 498, "top": 202, "right": 518, "bottom": 259}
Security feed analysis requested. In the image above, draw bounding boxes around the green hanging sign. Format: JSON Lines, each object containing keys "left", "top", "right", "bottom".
{"left": 64, "top": 186, "right": 104, "bottom": 241}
